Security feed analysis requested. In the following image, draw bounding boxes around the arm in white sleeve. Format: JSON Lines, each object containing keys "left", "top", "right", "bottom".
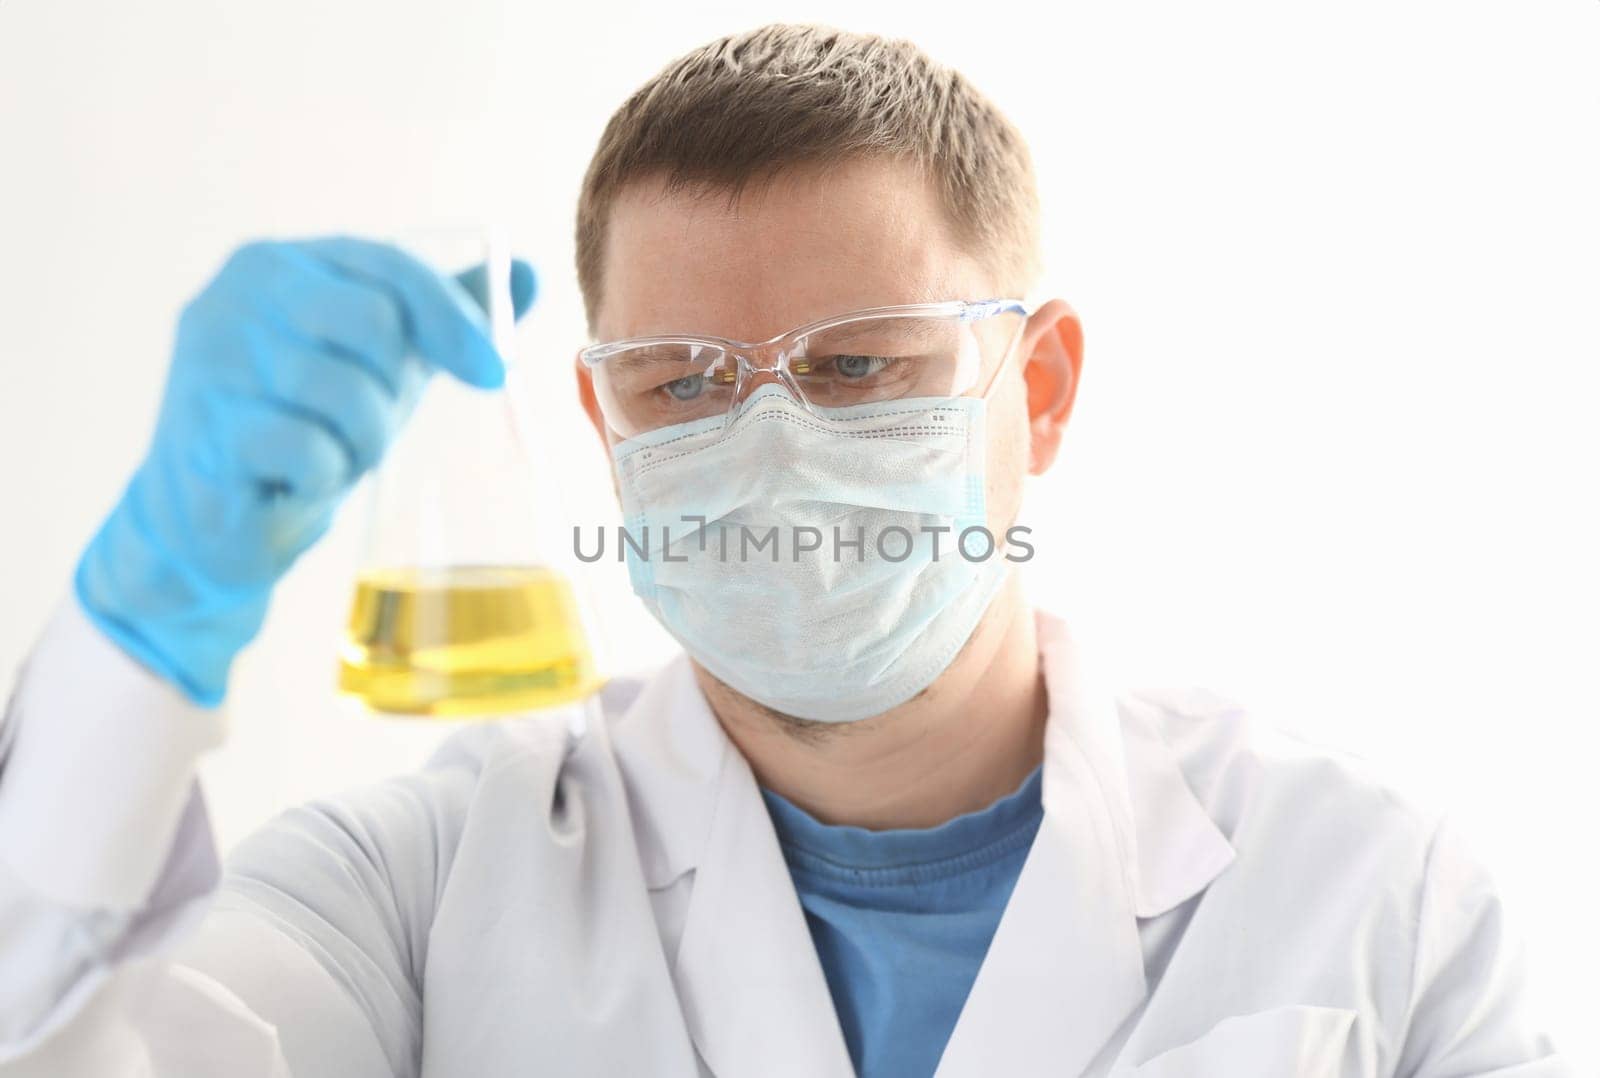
{"left": 0, "top": 599, "right": 437, "bottom": 1076}
{"left": 1395, "top": 817, "right": 1579, "bottom": 1077}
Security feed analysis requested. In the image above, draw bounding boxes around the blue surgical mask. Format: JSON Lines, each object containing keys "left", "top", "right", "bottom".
{"left": 611, "top": 382, "right": 1011, "bottom": 722}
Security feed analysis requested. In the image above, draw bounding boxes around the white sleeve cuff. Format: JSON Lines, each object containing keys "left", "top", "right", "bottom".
{"left": 0, "top": 596, "right": 227, "bottom": 910}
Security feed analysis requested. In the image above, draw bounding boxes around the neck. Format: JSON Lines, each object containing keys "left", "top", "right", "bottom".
{"left": 696, "top": 576, "right": 1047, "bottom": 830}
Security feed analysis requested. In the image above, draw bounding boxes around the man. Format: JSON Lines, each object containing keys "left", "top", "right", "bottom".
{"left": 0, "top": 23, "right": 1573, "bottom": 1078}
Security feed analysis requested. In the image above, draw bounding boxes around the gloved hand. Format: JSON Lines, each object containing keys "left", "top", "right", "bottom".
{"left": 75, "top": 236, "right": 537, "bottom": 706}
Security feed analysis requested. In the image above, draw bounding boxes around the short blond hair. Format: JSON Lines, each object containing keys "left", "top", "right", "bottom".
{"left": 574, "top": 23, "right": 1041, "bottom": 331}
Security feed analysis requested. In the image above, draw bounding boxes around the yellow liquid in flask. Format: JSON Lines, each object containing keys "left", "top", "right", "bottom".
{"left": 338, "top": 564, "right": 601, "bottom": 717}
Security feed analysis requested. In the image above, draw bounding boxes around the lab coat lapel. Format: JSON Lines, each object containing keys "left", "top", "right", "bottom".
{"left": 936, "top": 613, "right": 1236, "bottom": 1077}
{"left": 674, "top": 739, "right": 856, "bottom": 1077}
{"left": 673, "top": 743, "right": 856, "bottom": 1077}
{"left": 935, "top": 614, "right": 1148, "bottom": 1077}
{"left": 613, "top": 656, "right": 855, "bottom": 1078}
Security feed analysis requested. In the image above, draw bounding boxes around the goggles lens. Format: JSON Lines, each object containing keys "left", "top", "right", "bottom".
{"left": 586, "top": 304, "right": 1025, "bottom": 438}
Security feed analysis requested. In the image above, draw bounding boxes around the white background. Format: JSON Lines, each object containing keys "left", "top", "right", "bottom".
{"left": 2, "top": 0, "right": 1596, "bottom": 1063}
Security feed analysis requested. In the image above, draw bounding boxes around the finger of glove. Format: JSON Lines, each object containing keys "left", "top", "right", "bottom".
{"left": 212, "top": 241, "right": 409, "bottom": 397}
{"left": 296, "top": 236, "right": 505, "bottom": 389}
{"left": 453, "top": 258, "right": 538, "bottom": 322}
{"left": 246, "top": 335, "right": 399, "bottom": 476}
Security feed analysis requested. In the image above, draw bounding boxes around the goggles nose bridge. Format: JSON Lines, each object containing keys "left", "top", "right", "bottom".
{"left": 729, "top": 342, "right": 811, "bottom": 413}
{"left": 738, "top": 336, "right": 790, "bottom": 375}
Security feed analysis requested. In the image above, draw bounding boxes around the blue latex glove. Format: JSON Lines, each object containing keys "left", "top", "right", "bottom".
{"left": 75, "top": 237, "right": 537, "bottom": 706}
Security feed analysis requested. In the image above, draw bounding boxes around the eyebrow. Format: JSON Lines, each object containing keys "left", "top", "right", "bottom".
{"left": 606, "top": 343, "right": 721, "bottom": 369}
{"left": 805, "top": 317, "right": 950, "bottom": 349}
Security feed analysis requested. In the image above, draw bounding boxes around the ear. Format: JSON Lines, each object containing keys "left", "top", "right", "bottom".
{"left": 1018, "top": 299, "right": 1084, "bottom": 475}
{"left": 575, "top": 350, "right": 611, "bottom": 451}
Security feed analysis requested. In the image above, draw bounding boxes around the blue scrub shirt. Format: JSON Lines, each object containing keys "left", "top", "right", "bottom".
{"left": 760, "top": 764, "right": 1045, "bottom": 1078}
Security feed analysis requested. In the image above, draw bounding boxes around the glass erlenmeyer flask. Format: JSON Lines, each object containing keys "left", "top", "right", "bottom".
{"left": 337, "top": 227, "right": 602, "bottom": 717}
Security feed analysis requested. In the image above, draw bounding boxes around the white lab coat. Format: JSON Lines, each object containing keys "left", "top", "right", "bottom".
{"left": 0, "top": 601, "right": 1575, "bottom": 1077}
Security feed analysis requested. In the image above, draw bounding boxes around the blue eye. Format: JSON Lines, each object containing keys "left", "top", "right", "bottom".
{"left": 834, "top": 354, "right": 892, "bottom": 379}
{"left": 663, "top": 374, "right": 705, "bottom": 401}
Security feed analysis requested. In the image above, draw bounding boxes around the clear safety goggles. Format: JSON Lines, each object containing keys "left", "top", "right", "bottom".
{"left": 579, "top": 299, "right": 1030, "bottom": 438}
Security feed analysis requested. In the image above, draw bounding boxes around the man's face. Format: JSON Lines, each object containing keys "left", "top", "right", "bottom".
{"left": 581, "top": 155, "right": 1053, "bottom": 542}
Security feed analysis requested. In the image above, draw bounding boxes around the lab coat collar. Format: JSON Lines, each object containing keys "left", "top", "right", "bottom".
{"left": 610, "top": 653, "right": 857, "bottom": 1075}
{"left": 605, "top": 656, "right": 727, "bottom": 892}
{"left": 607, "top": 609, "right": 1235, "bottom": 1078}
{"left": 1032, "top": 611, "right": 1238, "bottom": 920}
{"left": 934, "top": 613, "right": 1237, "bottom": 1076}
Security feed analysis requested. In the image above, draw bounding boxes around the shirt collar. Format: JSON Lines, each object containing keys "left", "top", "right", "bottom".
{"left": 760, "top": 763, "right": 1043, "bottom": 880}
